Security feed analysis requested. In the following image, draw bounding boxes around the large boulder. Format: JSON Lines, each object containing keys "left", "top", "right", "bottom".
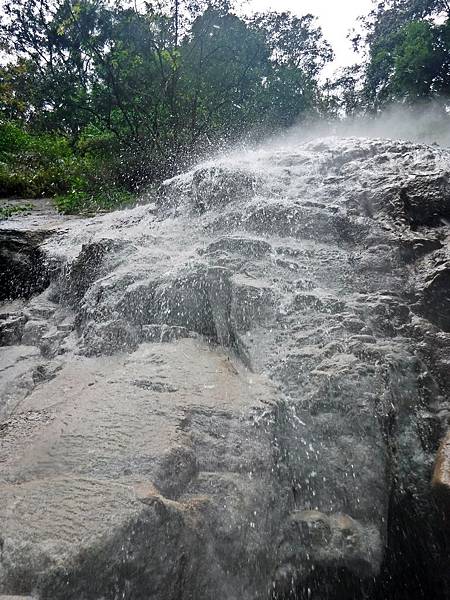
{"left": 0, "top": 230, "right": 51, "bottom": 301}
{"left": 1, "top": 137, "right": 450, "bottom": 599}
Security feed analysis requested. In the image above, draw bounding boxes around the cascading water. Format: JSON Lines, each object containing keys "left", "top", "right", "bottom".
{"left": 0, "top": 136, "right": 449, "bottom": 599}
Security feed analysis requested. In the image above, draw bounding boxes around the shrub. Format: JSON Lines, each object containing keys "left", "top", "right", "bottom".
{"left": 0, "top": 121, "right": 135, "bottom": 213}
{"left": 0, "top": 201, "right": 33, "bottom": 220}
{"left": 54, "top": 188, "right": 134, "bottom": 215}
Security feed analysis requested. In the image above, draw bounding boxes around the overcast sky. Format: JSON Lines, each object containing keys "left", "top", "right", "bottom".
{"left": 241, "top": 0, "right": 375, "bottom": 76}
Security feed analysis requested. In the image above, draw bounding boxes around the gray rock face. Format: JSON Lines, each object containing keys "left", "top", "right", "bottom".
{"left": 1, "top": 137, "right": 450, "bottom": 599}
{"left": 0, "top": 230, "right": 51, "bottom": 301}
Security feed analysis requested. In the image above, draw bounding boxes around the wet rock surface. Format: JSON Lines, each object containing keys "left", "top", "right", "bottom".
{"left": 0, "top": 230, "right": 52, "bottom": 301}
{"left": 1, "top": 137, "right": 450, "bottom": 599}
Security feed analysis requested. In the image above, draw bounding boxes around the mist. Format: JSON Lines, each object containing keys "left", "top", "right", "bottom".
{"left": 275, "top": 101, "right": 450, "bottom": 149}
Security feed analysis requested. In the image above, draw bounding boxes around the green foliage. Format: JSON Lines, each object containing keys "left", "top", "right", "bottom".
{"left": 392, "top": 21, "right": 437, "bottom": 98}
{"left": 355, "top": 0, "right": 450, "bottom": 108}
{"left": 0, "top": 121, "right": 79, "bottom": 197}
{"left": 0, "top": 202, "right": 33, "bottom": 220}
{"left": 0, "top": 120, "right": 133, "bottom": 213}
{"left": 54, "top": 188, "right": 134, "bottom": 214}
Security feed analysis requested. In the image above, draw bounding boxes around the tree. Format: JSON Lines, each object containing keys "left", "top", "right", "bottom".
{"left": 0, "top": 0, "right": 333, "bottom": 194}
{"left": 323, "top": 65, "right": 362, "bottom": 116}
{"left": 355, "top": 0, "right": 450, "bottom": 107}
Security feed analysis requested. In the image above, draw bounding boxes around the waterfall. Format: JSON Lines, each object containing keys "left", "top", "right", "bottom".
{"left": 1, "top": 136, "right": 449, "bottom": 599}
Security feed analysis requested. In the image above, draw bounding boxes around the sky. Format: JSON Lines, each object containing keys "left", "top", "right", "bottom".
{"left": 242, "top": 0, "right": 375, "bottom": 77}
